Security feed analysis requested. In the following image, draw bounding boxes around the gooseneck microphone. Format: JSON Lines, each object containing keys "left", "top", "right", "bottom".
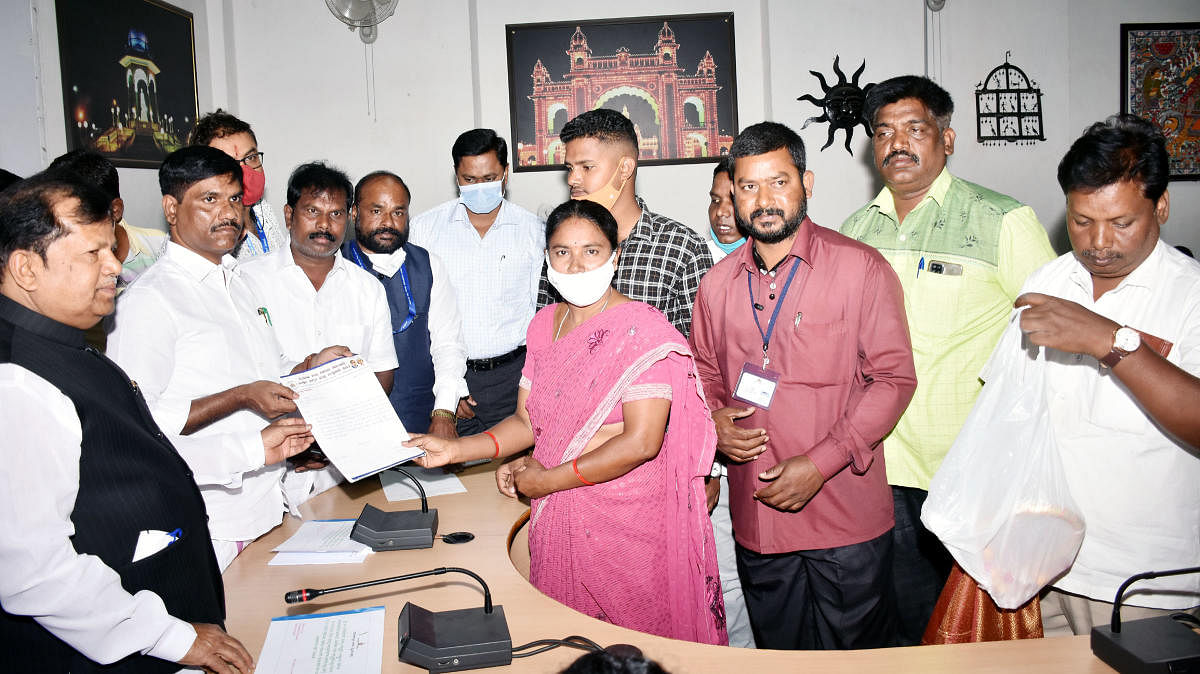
{"left": 1090, "top": 565, "right": 1200, "bottom": 673}
{"left": 393, "top": 467, "right": 429, "bottom": 513}
{"left": 349, "top": 467, "right": 439, "bottom": 550}
{"left": 1109, "top": 565, "right": 1200, "bottom": 633}
{"left": 284, "top": 566, "right": 492, "bottom": 612}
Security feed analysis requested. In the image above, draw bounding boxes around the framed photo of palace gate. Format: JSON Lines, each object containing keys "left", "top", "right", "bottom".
{"left": 55, "top": 0, "right": 198, "bottom": 168}
{"left": 505, "top": 13, "right": 738, "bottom": 172}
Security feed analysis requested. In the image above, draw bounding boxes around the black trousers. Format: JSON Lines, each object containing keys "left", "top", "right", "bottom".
{"left": 456, "top": 352, "right": 525, "bottom": 436}
{"left": 736, "top": 531, "right": 897, "bottom": 650}
{"left": 891, "top": 485, "right": 954, "bottom": 645}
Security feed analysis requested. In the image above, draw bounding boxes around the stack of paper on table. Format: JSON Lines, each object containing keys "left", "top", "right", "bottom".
{"left": 258, "top": 605, "right": 385, "bottom": 673}
{"left": 269, "top": 519, "right": 371, "bottom": 566}
{"left": 380, "top": 464, "right": 467, "bottom": 501}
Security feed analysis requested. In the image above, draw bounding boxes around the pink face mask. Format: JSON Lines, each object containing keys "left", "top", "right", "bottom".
{"left": 241, "top": 165, "right": 265, "bottom": 207}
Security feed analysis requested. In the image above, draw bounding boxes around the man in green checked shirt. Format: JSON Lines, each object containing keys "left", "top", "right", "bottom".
{"left": 840, "top": 75, "right": 1056, "bottom": 645}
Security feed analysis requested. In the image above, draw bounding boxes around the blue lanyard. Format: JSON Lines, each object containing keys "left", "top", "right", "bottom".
{"left": 248, "top": 208, "right": 269, "bottom": 253}
{"left": 348, "top": 243, "right": 416, "bottom": 333}
{"left": 746, "top": 257, "right": 802, "bottom": 366}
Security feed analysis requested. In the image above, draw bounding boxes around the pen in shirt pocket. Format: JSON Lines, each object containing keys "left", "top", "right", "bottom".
{"left": 257, "top": 307, "right": 273, "bottom": 326}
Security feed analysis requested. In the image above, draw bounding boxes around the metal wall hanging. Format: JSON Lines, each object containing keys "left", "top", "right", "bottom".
{"left": 975, "top": 52, "right": 1045, "bottom": 146}
{"left": 797, "top": 56, "right": 874, "bottom": 155}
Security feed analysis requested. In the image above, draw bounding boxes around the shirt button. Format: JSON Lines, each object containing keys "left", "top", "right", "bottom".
{"left": 769, "top": 282, "right": 777, "bottom": 290}
{"left": 769, "top": 270, "right": 777, "bottom": 277}
{"left": 899, "top": 234, "right": 907, "bottom": 242}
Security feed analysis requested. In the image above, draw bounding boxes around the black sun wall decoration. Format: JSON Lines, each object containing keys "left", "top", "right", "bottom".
{"left": 797, "top": 56, "right": 875, "bottom": 155}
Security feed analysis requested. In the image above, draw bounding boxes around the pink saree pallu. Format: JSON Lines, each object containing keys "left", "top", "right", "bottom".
{"left": 522, "top": 302, "right": 727, "bottom": 645}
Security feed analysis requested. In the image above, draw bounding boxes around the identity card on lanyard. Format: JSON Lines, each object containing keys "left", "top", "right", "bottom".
{"left": 732, "top": 258, "right": 802, "bottom": 410}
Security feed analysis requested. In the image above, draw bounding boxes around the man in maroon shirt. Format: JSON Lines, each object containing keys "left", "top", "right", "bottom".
{"left": 690, "top": 122, "right": 917, "bottom": 650}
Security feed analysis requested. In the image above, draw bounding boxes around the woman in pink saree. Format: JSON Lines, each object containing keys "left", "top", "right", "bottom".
{"left": 408, "top": 200, "right": 726, "bottom": 645}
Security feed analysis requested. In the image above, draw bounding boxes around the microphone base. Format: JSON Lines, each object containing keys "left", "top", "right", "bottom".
{"left": 398, "top": 603, "right": 511, "bottom": 672}
{"left": 350, "top": 503, "right": 438, "bottom": 550}
{"left": 1091, "top": 615, "right": 1200, "bottom": 673}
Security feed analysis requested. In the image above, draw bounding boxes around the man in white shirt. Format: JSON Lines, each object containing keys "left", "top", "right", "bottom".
{"left": 347, "top": 171, "right": 468, "bottom": 439}
{"left": 108, "top": 146, "right": 345, "bottom": 571}
{"left": 0, "top": 169, "right": 264, "bottom": 672}
{"left": 409, "top": 129, "right": 543, "bottom": 436}
{"left": 240, "top": 162, "right": 399, "bottom": 503}
{"left": 978, "top": 114, "right": 1200, "bottom": 635}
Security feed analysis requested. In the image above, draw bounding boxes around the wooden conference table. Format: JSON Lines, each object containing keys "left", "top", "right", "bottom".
{"left": 224, "top": 465, "right": 1112, "bottom": 673}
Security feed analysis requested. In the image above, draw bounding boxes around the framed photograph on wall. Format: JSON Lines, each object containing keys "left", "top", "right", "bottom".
{"left": 1121, "top": 22, "right": 1200, "bottom": 181}
{"left": 55, "top": 0, "right": 198, "bottom": 169}
{"left": 505, "top": 13, "right": 738, "bottom": 172}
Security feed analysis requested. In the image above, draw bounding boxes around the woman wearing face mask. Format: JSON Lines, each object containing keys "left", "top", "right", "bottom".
{"left": 190, "top": 109, "right": 288, "bottom": 259}
{"left": 406, "top": 199, "right": 726, "bottom": 645}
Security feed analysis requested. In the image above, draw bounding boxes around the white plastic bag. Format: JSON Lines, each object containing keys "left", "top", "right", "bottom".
{"left": 921, "top": 346, "right": 1085, "bottom": 610}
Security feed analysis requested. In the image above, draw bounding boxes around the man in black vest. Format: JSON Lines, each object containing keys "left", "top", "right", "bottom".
{"left": 345, "top": 171, "right": 468, "bottom": 438}
{"left": 0, "top": 171, "right": 255, "bottom": 672}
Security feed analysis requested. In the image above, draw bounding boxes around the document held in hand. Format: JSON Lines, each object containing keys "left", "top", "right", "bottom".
{"left": 281, "top": 356, "right": 423, "bottom": 481}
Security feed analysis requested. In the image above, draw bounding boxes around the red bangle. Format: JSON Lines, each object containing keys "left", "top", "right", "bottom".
{"left": 483, "top": 431, "right": 500, "bottom": 459}
{"left": 572, "top": 458, "right": 596, "bottom": 486}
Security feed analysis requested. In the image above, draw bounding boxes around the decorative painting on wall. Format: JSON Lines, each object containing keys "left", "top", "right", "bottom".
{"left": 1121, "top": 22, "right": 1200, "bottom": 181}
{"left": 796, "top": 56, "right": 874, "bottom": 156}
{"left": 55, "top": 0, "right": 198, "bottom": 168}
{"left": 975, "top": 53, "right": 1045, "bottom": 146}
{"left": 505, "top": 13, "right": 738, "bottom": 171}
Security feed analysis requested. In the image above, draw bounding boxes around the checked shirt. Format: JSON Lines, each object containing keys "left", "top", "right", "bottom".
{"left": 538, "top": 197, "right": 713, "bottom": 337}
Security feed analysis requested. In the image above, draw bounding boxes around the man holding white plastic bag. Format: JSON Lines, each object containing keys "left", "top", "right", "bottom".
{"left": 936, "top": 114, "right": 1200, "bottom": 636}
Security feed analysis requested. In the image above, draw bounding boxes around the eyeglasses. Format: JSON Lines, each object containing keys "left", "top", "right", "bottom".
{"left": 239, "top": 151, "right": 265, "bottom": 169}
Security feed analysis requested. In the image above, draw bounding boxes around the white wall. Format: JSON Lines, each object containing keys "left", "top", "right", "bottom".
{"left": 4, "top": 0, "right": 1197, "bottom": 252}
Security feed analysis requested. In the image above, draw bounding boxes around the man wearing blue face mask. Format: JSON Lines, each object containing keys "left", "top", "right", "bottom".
{"left": 409, "top": 129, "right": 545, "bottom": 437}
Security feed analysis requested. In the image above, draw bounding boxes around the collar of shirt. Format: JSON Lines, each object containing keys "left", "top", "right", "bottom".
{"left": 624, "top": 196, "right": 655, "bottom": 244}
{"left": 1067, "top": 238, "right": 1167, "bottom": 299}
{"left": 276, "top": 247, "right": 349, "bottom": 281}
{"left": 736, "top": 217, "right": 818, "bottom": 275}
{"left": 0, "top": 294, "right": 85, "bottom": 347}
{"left": 449, "top": 198, "right": 517, "bottom": 232}
{"left": 165, "top": 241, "right": 240, "bottom": 285}
{"left": 364, "top": 247, "right": 408, "bottom": 278}
{"left": 868, "top": 167, "right": 954, "bottom": 221}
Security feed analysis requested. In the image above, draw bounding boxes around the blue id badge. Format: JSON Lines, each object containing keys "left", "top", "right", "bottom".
{"left": 731, "top": 362, "right": 781, "bottom": 409}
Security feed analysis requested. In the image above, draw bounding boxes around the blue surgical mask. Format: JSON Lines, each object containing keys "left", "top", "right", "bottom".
{"left": 711, "top": 231, "right": 746, "bottom": 255}
{"left": 459, "top": 179, "right": 504, "bottom": 214}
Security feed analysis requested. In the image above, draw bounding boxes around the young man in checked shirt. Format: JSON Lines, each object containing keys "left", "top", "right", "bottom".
{"left": 538, "top": 108, "right": 713, "bottom": 337}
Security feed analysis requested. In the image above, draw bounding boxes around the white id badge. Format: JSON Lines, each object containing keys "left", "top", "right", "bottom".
{"left": 732, "top": 362, "right": 781, "bottom": 409}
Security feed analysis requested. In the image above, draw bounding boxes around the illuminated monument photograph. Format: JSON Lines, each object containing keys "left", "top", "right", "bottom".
{"left": 55, "top": 0, "right": 198, "bottom": 168}
{"left": 506, "top": 14, "right": 738, "bottom": 171}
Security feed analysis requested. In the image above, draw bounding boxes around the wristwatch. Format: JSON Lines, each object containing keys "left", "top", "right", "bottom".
{"left": 1099, "top": 326, "right": 1141, "bottom": 368}
{"left": 430, "top": 408, "right": 456, "bottom": 420}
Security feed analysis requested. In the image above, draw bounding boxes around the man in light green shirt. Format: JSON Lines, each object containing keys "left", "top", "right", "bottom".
{"left": 840, "top": 75, "right": 1055, "bottom": 645}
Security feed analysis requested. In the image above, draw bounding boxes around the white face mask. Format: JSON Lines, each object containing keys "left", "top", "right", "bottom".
{"left": 545, "top": 251, "right": 616, "bottom": 306}
{"left": 459, "top": 179, "right": 504, "bottom": 214}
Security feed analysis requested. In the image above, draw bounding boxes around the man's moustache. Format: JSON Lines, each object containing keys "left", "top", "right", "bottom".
{"left": 749, "top": 207, "right": 786, "bottom": 221}
{"left": 882, "top": 151, "right": 919, "bottom": 167}
{"left": 371, "top": 228, "right": 403, "bottom": 239}
{"left": 210, "top": 220, "right": 240, "bottom": 232}
{"left": 308, "top": 231, "right": 336, "bottom": 242}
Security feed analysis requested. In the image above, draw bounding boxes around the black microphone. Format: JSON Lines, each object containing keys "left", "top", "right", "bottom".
{"left": 284, "top": 567, "right": 512, "bottom": 671}
{"left": 1090, "top": 565, "right": 1200, "bottom": 673}
{"left": 1109, "top": 566, "right": 1200, "bottom": 633}
{"left": 349, "top": 467, "right": 438, "bottom": 550}
{"left": 284, "top": 566, "right": 491, "bottom": 612}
